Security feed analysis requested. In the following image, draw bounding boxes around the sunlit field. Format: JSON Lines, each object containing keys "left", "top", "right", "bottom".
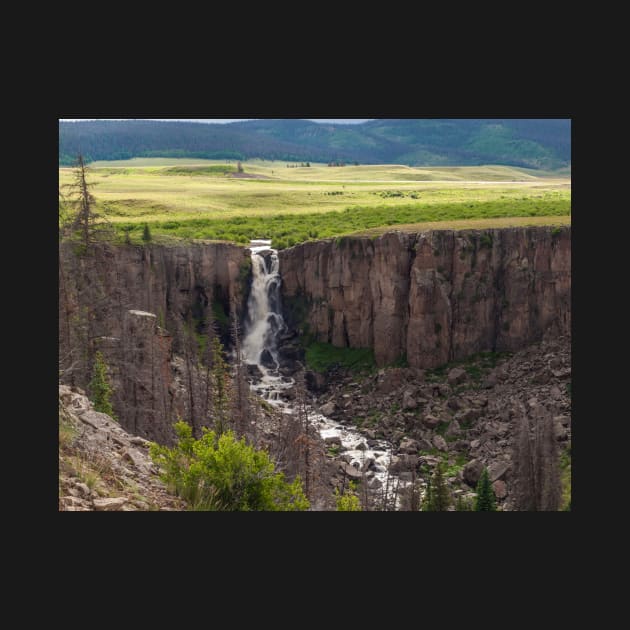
{"left": 59, "top": 159, "right": 571, "bottom": 249}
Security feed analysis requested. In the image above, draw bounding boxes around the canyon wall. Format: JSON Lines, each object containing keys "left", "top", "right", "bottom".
{"left": 280, "top": 226, "right": 571, "bottom": 368}
{"left": 59, "top": 226, "right": 570, "bottom": 442}
{"left": 59, "top": 241, "right": 249, "bottom": 441}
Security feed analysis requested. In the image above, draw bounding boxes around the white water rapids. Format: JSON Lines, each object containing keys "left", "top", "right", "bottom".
{"left": 241, "top": 240, "right": 405, "bottom": 507}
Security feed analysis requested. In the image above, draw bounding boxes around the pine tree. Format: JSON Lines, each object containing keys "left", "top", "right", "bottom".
{"left": 230, "top": 304, "right": 251, "bottom": 438}
{"left": 422, "top": 463, "right": 451, "bottom": 511}
{"left": 210, "top": 336, "right": 230, "bottom": 435}
{"left": 89, "top": 351, "right": 116, "bottom": 419}
{"left": 62, "top": 154, "right": 114, "bottom": 253}
{"left": 474, "top": 468, "right": 497, "bottom": 511}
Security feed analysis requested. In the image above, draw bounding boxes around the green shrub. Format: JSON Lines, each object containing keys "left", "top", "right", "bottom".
{"left": 335, "top": 482, "right": 362, "bottom": 511}
{"left": 150, "top": 422, "right": 309, "bottom": 511}
{"left": 304, "top": 341, "right": 375, "bottom": 374}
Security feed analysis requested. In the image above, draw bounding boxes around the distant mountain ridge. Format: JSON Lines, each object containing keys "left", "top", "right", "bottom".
{"left": 59, "top": 119, "right": 571, "bottom": 169}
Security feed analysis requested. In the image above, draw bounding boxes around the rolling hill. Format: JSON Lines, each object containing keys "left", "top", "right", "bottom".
{"left": 59, "top": 118, "right": 570, "bottom": 169}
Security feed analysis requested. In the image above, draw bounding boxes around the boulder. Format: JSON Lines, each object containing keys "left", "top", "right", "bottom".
{"left": 531, "top": 368, "right": 551, "bottom": 385}
{"left": 448, "top": 367, "right": 467, "bottom": 386}
{"left": 402, "top": 390, "right": 417, "bottom": 410}
{"left": 447, "top": 398, "right": 461, "bottom": 411}
{"left": 552, "top": 368, "right": 571, "bottom": 379}
{"left": 492, "top": 480, "right": 507, "bottom": 499}
{"left": 445, "top": 420, "right": 461, "bottom": 438}
{"left": 554, "top": 415, "right": 571, "bottom": 427}
{"left": 324, "top": 436, "right": 342, "bottom": 447}
{"left": 488, "top": 461, "right": 510, "bottom": 482}
{"left": 399, "top": 438, "right": 420, "bottom": 454}
{"left": 482, "top": 371, "right": 497, "bottom": 389}
{"left": 246, "top": 364, "right": 264, "bottom": 381}
{"left": 553, "top": 417, "right": 569, "bottom": 441}
{"left": 416, "top": 438, "right": 434, "bottom": 452}
{"left": 463, "top": 459, "right": 484, "bottom": 487}
{"left": 75, "top": 483, "right": 91, "bottom": 497}
{"left": 260, "top": 349, "right": 277, "bottom": 370}
{"left": 389, "top": 454, "right": 419, "bottom": 473}
{"left": 280, "top": 387, "right": 297, "bottom": 401}
{"left": 362, "top": 457, "right": 376, "bottom": 472}
{"left": 279, "top": 365, "right": 297, "bottom": 377}
{"left": 455, "top": 408, "right": 480, "bottom": 424}
{"left": 433, "top": 435, "right": 448, "bottom": 452}
{"left": 122, "top": 448, "right": 148, "bottom": 472}
{"left": 319, "top": 402, "right": 337, "bottom": 416}
{"left": 422, "top": 414, "right": 440, "bottom": 429}
{"left": 339, "top": 462, "right": 362, "bottom": 480}
{"left": 93, "top": 497, "right": 128, "bottom": 511}
{"left": 376, "top": 368, "right": 406, "bottom": 394}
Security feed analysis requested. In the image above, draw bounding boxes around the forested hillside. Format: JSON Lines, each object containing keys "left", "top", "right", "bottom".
{"left": 59, "top": 119, "right": 570, "bottom": 169}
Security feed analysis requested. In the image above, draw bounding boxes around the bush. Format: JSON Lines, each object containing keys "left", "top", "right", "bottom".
{"left": 335, "top": 482, "right": 362, "bottom": 511}
{"left": 150, "top": 422, "right": 309, "bottom": 511}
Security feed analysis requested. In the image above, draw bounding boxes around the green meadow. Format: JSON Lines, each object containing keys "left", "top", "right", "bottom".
{"left": 59, "top": 159, "right": 571, "bottom": 249}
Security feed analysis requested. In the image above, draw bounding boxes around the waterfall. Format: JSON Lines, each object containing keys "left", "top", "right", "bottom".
{"left": 242, "top": 240, "right": 287, "bottom": 370}
{"left": 241, "top": 239, "right": 406, "bottom": 508}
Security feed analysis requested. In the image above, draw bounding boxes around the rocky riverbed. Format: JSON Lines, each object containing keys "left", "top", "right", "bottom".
{"left": 295, "top": 333, "right": 571, "bottom": 510}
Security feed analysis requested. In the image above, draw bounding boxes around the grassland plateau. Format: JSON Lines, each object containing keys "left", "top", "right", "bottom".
{"left": 59, "top": 158, "right": 571, "bottom": 249}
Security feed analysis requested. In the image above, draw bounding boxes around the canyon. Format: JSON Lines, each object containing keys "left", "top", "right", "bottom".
{"left": 59, "top": 226, "right": 570, "bottom": 444}
{"left": 58, "top": 226, "right": 571, "bottom": 510}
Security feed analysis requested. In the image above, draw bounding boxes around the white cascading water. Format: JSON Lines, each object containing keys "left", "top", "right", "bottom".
{"left": 242, "top": 239, "right": 408, "bottom": 508}
{"left": 242, "top": 240, "right": 285, "bottom": 369}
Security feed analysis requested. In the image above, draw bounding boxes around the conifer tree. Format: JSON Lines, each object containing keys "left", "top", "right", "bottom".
{"left": 142, "top": 223, "right": 152, "bottom": 242}
{"left": 210, "top": 336, "right": 230, "bottom": 435}
{"left": 89, "top": 351, "right": 116, "bottom": 419}
{"left": 422, "top": 463, "right": 451, "bottom": 511}
{"left": 474, "top": 468, "right": 497, "bottom": 511}
{"left": 62, "top": 153, "right": 114, "bottom": 252}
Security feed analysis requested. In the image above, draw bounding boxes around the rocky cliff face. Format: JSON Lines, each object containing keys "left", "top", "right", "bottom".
{"left": 59, "top": 241, "right": 249, "bottom": 442}
{"left": 280, "top": 227, "right": 570, "bottom": 368}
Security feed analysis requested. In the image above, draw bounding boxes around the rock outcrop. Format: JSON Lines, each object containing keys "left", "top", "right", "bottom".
{"left": 58, "top": 384, "right": 186, "bottom": 511}
{"left": 280, "top": 226, "right": 570, "bottom": 368}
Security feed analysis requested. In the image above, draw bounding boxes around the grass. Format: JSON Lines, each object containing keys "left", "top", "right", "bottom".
{"left": 59, "top": 418, "right": 76, "bottom": 449}
{"left": 304, "top": 341, "right": 376, "bottom": 374}
{"left": 60, "top": 159, "right": 571, "bottom": 250}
